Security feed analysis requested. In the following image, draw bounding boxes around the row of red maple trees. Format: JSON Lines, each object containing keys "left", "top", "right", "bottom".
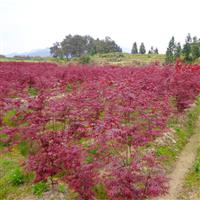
{"left": 0, "top": 61, "right": 200, "bottom": 199}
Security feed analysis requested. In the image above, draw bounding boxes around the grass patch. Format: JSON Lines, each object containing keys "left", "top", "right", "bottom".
{"left": 58, "top": 184, "right": 67, "bottom": 193}
{"left": 32, "top": 181, "right": 48, "bottom": 196}
{"left": 3, "top": 109, "right": 16, "bottom": 127}
{"left": 156, "top": 146, "right": 176, "bottom": 159}
{"left": 93, "top": 184, "right": 109, "bottom": 200}
{"left": 91, "top": 53, "right": 166, "bottom": 65}
{"left": 17, "top": 141, "right": 31, "bottom": 157}
{"left": 66, "top": 84, "right": 73, "bottom": 92}
{"left": 28, "top": 86, "right": 38, "bottom": 96}
{"left": 0, "top": 150, "right": 34, "bottom": 200}
{"left": 9, "top": 167, "right": 25, "bottom": 186}
{"left": 185, "top": 148, "right": 200, "bottom": 187}
{"left": 155, "top": 97, "right": 200, "bottom": 167}
{"left": 179, "top": 148, "right": 200, "bottom": 199}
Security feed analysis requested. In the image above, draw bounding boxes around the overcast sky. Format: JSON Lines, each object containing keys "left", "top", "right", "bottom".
{"left": 0, "top": 0, "right": 199, "bottom": 54}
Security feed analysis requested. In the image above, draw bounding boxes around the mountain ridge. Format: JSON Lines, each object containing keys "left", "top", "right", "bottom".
{"left": 7, "top": 48, "right": 51, "bottom": 57}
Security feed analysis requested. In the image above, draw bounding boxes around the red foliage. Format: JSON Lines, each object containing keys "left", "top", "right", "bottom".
{"left": 1, "top": 61, "right": 200, "bottom": 199}
{"left": 103, "top": 155, "right": 168, "bottom": 200}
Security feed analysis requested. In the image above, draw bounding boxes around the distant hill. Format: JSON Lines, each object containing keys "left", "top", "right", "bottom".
{"left": 122, "top": 47, "right": 131, "bottom": 53}
{"left": 7, "top": 48, "right": 51, "bottom": 57}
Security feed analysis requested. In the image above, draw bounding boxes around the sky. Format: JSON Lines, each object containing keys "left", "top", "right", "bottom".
{"left": 0, "top": 0, "right": 200, "bottom": 55}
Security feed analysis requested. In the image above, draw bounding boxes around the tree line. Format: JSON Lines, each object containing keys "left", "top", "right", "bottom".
{"left": 50, "top": 35, "right": 159, "bottom": 59}
{"left": 50, "top": 33, "right": 200, "bottom": 63}
{"left": 131, "top": 42, "right": 158, "bottom": 55}
{"left": 50, "top": 35, "right": 122, "bottom": 58}
{"left": 165, "top": 34, "right": 200, "bottom": 63}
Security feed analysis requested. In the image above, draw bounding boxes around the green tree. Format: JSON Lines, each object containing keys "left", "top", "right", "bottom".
{"left": 139, "top": 43, "right": 146, "bottom": 54}
{"left": 174, "top": 42, "right": 182, "bottom": 58}
{"left": 165, "top": 36, "right": 176, "bottom": 63}
{"left": 131, "top": 42, "right": 138, "bottom": 54}
{"left": 148, "top": 46, "right": 154, "bottom": 54}
{"left": 148, "top": 46, "right": 158, "bottom": 54}
{"left": 192, "top": 45, "right": 200, "bottom": 60}
{"left": 166, "top": 34, "right": 200, "bottom": 63}
{"left": 60, "top": 34, "right": 73, "bottom": 58}
{"left": 154, "top": 48, "right": 159, "bottom": 54}
{"left": 60, "top": 34, "right": 95, "bottom": 58}
{"left": 50, "top": 42, "right": 64, "bottom": 58}
{"left": 50, "top": 35, "right": 122, "bottom": 58}
{"left": 100, "top": 36, "right": 122, "bottom": 53}
{"left": 186, "top": 33, "right": 192, "bottom": 43}
{"left": 181, "top": 34, "right": 200, "bottom": 63}
{"left": 182, "top": 33, "right": 193, "bottom": 62}
{"left": 193, "top": 36, "right": 198, "bottom": 43}
{"left": 191, "top": 40, "right": 200, "bottom": 61}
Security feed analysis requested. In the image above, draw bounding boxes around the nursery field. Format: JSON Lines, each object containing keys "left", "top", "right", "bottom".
{"left": 1, "top": 61, "right": 200, "bottom": 200}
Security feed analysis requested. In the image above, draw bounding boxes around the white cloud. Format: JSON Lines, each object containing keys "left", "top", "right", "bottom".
{"left": 0, "top": 0, "right": 200, "bottom": 54}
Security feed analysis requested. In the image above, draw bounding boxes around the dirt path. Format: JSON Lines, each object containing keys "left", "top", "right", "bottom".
{"left": 156, "top": 118, "right": 200, "bottom": 200}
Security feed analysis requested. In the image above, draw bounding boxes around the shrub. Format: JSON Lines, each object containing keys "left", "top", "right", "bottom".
{"left": 79, "top": 55, "right": 91, "bottom": 64}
